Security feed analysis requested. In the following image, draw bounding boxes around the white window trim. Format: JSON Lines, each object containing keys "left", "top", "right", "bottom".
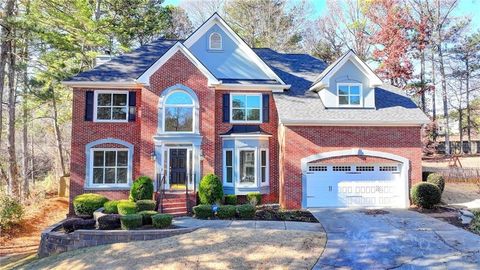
{"left": 208, "top": 32, "right": 223, "bottom": 50}
{"left": 223, "top": 148, "right": 234, "bottom": 187}
{"left": 162, "top": 90, "right": 195, "bottom": 134}
{"left": 260, "top": 148, "right": 269, "bottom": 186}
{"left": 336, "top": 83, "right": 363, "bottom": 107}
{"left": 230, "top": 93, "right": 263, "bottom": 124}
{"left": 89, "top": 148, "right": 131, "bottom": 188}
{"left": 93, "top": 90, "right": 129, "bottom": 122}
{"left": 236, "top": 148, "right": 257, "bottom": 187}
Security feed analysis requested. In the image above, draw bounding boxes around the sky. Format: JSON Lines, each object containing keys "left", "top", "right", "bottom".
{"left": 163, "top": 0, "right": 480, "bottom": 29}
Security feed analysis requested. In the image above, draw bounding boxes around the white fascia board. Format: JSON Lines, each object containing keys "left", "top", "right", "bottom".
{"left": 136, "top": 42, "right": 219, "bottom": 86}
{"left": 280, "top": 118, "right": 429, "bottom": 126}
{"left": 220, "top": 134, "right": 271, "bottom": 139}
{"left": 62, "top": 81, "right": 144, "bottom": 88}
{"left": 213, "top": 83, "right": 290, "bottom": 92}
{"left": 183, "top": 14, "right": 287, "bottom": 86}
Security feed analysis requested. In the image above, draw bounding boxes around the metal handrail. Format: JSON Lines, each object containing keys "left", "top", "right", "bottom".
{"left": 156, "top": 173, "right": 166, "bottom": 213}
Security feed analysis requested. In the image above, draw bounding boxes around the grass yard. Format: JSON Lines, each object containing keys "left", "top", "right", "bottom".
{"left": 18, "top": 228, "right": 326, "bottom": 270}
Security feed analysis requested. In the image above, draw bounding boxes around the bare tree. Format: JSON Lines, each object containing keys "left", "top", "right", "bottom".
{"left": 180, "top": 0, "right": 226, "bottom": 27}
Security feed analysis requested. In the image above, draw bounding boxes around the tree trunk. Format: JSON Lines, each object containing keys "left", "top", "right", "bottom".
{"left": 431, "top": 49, "right": 436, "bottom": 122}
{"left": 465, "top": 58, "right": 471, "bottom": 154}
{"left": 21, "top": 48, "right": 29, "bottom": 199}
{"left": 438, "top": 39, "right": 449, "bottom": 155}
{"left": 458, "top": 108, "right": 463, "bottom": 155}
{"left": 51, "top": 87, "right": 67, "bottom": 176}
{"left": 420, "top": 49, "right": 426, "bottom": 112}
{"left": 7, "top": 32, "right": 18, "bottom": 197}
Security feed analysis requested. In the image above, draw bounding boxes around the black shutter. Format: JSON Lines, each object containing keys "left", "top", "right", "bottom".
{"left": 262, "top": 94, "right": 269, "bottom": 123}
{"left": 222, "top": 93, "right": 230, "bottom": 123}
{"left": 128, "top": 91, "right": 136, "bottom": 122}
{"left": 85, "top": 91, "right": 94, "bottom": 121}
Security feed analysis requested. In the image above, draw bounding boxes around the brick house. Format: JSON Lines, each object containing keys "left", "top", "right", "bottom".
{"left": 63, "top": 14, "right": 429, "bottom": 215}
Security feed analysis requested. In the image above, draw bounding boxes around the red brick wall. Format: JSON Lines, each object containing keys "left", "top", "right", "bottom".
{"left": 214, "top": 91, "right": 279, "bottom": 203}
{"left": 69, "top": 88, "right": 142, "bottom": 214}
{"left": 280, "top": 126, "right": 423, "bottom": 209}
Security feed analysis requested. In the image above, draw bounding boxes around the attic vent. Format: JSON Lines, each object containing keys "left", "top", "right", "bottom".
{"left": 209, "top": 32, "right": 222, "bottom": 50}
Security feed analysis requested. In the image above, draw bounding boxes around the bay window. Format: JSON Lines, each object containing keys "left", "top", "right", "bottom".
{"left": 239, "top": 150, "right": 256, "bottom": 185}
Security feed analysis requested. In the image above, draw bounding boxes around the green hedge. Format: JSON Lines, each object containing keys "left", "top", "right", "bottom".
{"left": 117, "top": 201, "right": 137, "bottom": 215}
{"left": 97, "top": 214, "right": 121, "bottom": 230}
{"left": 120, "top": 214, "right": 143, "bottom": 230}
{"left": 236, "top": 204, "right": 256, "bottom": 219}
{"left": 136, "top": 200, "right": 156, "bottom": 212}
{"left": 224, "top": 195, "right": 237, "bottom": 205}
{"left": 246, "top": 192, "right": 262, "bottom": 206}
{"left": 62, "top": 218, "right": 96, "bottom": 233}
{"left": 152, "top": 214, "right": 173, "bottom": 229}
{"left": 103, "top": 200, "right": 129, "bottom": 214}
{"left": 0, "top": 194, "right": 24, "bottom": 230}
{"left": 427, "top": 173, "right": 445, "bottom": 194}
{"left": 217, "top": 205, "right": 236, "bottom": 219}
{"left": 129, "top": 176, "right": 154, "bottom": 202}
{"left": 411, "top": 182, "right": 441, "bottom": 209}
{"left": 198, "top": 174, "right": 223, "bottom": 204}
{"left": 193, "top": 204, "right": 213, "bottom": 219}
{"left": 73, "top": 193, "right": 109, "bottom": 217}
{"left": 138, "top": 210, "right": 158, "bottom": 225}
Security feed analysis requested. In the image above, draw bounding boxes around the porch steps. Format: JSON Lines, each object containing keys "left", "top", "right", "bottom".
{"left": 156, "top": 191, "right": 196, "bottom": 217}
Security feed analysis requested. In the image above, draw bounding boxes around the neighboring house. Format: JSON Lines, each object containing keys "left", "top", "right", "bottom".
{"left": 437, "top": 134, "right": 480, "bottom": 155}
{"left": 63, "top": 13, "right": 429, "bottom": 215}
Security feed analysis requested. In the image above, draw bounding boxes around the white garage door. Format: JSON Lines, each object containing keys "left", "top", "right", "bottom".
{"left": 305, "top": 164, "right": 404, "bottom": 208}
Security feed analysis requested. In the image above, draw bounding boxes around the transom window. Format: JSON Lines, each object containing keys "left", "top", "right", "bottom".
{"left": 95, "top": 92, "right": 128, "bottom": 121}
{"left": 239, "top": 150, "right": 256, "bottom": 184}
{"left": 209, "top": 32, "right": 222, "bottom": 50}
{"left": 92, "top": 149, "right": 128, "bottom": 185}
{"left": 338, "top": 83, "right": 362, "bottom": 106}
{"left": 231, "top": 94, "right": 262, "bottom": 122}
{"left": 164, "top": 91, "right": 194, "bottom": 132}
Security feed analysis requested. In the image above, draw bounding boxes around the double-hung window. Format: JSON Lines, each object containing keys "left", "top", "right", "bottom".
{"left": 95, "top": 91, "right": 128, "bottom": 121}
{"left": 260, "top": 149, "right": 268, "bottom": 184}
{"left": 239, "top": 150, "right": 256, "bottom": 185}
{"left": 231, "top": 94, "right": 262, "bottom": 123}
{"left": 91, "top": 149, "right": 129, "bottom": 186}
{"left": 224, "top": 149, "right": 233, "bottom": 185}
{"left": 338, "top": 83, "right": 362, "bottom": 106}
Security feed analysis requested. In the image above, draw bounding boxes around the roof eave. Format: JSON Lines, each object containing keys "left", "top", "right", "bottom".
{"left": 280, "top": 119, "right": 430, "bottom": 126}
{"left": 213, "top": 83, "right": 290, "bottom": 92}
{"left": 61, "top": 81, "right": 145, "bottom": 88}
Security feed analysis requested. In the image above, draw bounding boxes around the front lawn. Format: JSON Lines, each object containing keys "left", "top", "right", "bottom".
{"left": 19, "top": 228, "right": 326, "bottom": 270}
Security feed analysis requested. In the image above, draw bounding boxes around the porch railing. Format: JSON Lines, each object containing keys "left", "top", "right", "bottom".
{"left": 156, "top": 173, "right": 196, "bottom": 214}
{"left": 155, "top": 173, "right": 166, "bottom": 213}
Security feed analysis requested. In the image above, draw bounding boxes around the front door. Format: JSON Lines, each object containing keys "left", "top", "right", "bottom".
{"left": 169, "top": 149, "right": 187, "bottom": 186}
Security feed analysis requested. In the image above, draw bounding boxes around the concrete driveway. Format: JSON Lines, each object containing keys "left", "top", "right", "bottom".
{"left": 310, "top": 209, "right": 480, "bottom": 269}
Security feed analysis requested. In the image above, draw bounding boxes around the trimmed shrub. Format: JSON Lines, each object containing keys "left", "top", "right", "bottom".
{"left": 246, "top": 192, "right": 262, "bottom": 206}
{"left": 73, "top": 193, "right": 109, "bottom": 217}
{"left": 103, "top": 200, "right": 127, "bottom": 214}
{"left": 0, "top": 194, "right": 24, "bottom": 230}
{"left": 217, "top": 205, "right": 236, "bottom": 219}
{"left": 136, "top": 200, "right": 156, "bottom": 212}
{"left": 411, "top": 182, "right": 441, "bottom": 209}
{"left": 129, "top": 176, "right": 154, "bottom": 202}
{"left": 236, "top": 204, "right": 256, "bottom": 219}
{"left": 62, "top": 218, "right": 96, "bottom": 233}
{"left": 117, "top": 201, "right": 137, "bottom": 215}
{"left": 427, "top": 173, "right": 445, "bottom": 194}
{"left": 152, "top": 214, "right": 173, "bottom": 229}
{"left": 139, "top": 210, "right": 158, "bottom": 225}
{"left": 193, "top": 204, "right": 213, "bottom": 219}
{"left": 97, "top": 214, "right": 121, "bottom": 230}
{"left": 120, "top": 214, "right": 143, "bottom": 230}
{"left": 199, "top": 174, "right": 223, "bottom": 204}
{"left": 224, "top": 195, "right": 237, "bottom": 205}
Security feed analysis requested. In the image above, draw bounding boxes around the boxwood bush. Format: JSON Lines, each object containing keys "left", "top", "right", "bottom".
{"left": 120, "top": 214, "right": 143, "bottom": 230}
{"left": 152, "top": 214, "right": 173, "bottom": 229}
{"left": 246, "top": 192, "right": 262, "bottom": 206}
{"left": 193, "top": 204, "right": 213, "bottom": 219}
{"left": 62, "top": 218, "right": 96, "bottom": 233}
{"left": 198, "top": 174, "right": 223, "bottom": 204}
{"left": 117, "top": 201, "right": 137, "bottom": 215}
{"left": 411, "top": 182, "right": 441, "bottom": 209}
{"left": 426, "top": 173, "right": 445, "bottom": 194}
{"left": 136, "top": 200, "right": 156, "bottom": 212}
{"left": 73, "top": 193, "right": 109, "bottom": 217}
{"left": 224, "top": 195, "right": 237, "bottom": 205}
{"left": 129, "top": 176, "right": 154, "bottom": 202}
{"left": 217, "top": 205, "right": 236, "bottom": 219}
{"left": 236, "top": 204, "right": 256, "bottom": 219}
{"left": 103, "top": 200, "right": 128, "bottom": 214}
{"left": 97, "top": 214, "right": 121, "bottom": 230}
{"left": 0, "top": 194, "right": 24, "bottom": 230}
{"left": 138, "top": 210, "right": 158, "bottom": 225}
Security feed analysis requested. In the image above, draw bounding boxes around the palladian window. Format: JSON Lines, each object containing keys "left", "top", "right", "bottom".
{"left": 164, "top": 91, "right": 194, "bottom": 132}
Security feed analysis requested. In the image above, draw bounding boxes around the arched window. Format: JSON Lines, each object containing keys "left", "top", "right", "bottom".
{"left": 209, "top": 32, "right": 222, "bottom": 50}
{"left": 164, "top": 91, "right": 194, "bottom": 132}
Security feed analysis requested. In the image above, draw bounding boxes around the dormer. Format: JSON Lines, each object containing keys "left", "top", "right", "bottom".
{"left": 310, "top": 50, "right": 382, "bottom": 109}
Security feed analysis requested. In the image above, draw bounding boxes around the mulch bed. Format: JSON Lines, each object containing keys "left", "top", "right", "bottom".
{"left": 255, "top": 205, "right": 319, "bottom": 223}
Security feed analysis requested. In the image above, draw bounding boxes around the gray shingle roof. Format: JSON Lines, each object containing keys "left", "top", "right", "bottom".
{"left": 253, "top": 48, "right": 430, "bottom": 125}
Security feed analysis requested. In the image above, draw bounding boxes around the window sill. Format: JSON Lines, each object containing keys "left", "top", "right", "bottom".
{"left": 85, "top": 186, "right": 131, "bottom": 191}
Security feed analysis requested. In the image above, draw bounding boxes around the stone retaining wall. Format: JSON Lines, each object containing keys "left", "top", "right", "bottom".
{"left": 38, "top": 221, "right": 197, "bottom": 258}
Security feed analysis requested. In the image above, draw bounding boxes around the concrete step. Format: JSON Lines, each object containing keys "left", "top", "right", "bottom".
{"left": 162, "top": 202, "right": 186, "bottom": 208}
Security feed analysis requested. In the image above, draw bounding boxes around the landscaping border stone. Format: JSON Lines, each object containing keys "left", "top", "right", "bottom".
{"left": 38, "top": 220, "right": 197, "bottom": 258}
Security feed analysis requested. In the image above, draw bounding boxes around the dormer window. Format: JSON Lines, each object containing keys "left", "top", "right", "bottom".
{"left": 209, "top": 32, "right": 222, "bottom": 50}
{"left": 337, "top": 83, "right": 362, "bottom": 107}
